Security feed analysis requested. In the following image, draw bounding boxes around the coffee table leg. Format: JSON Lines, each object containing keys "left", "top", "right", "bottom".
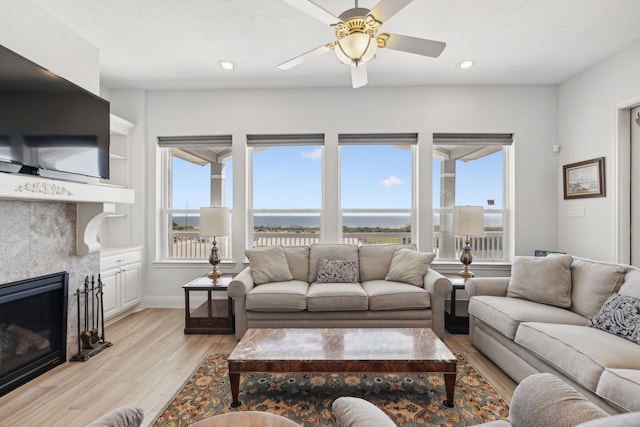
{"left": 229, "top": 372, "right": 241, "bottom": 408}
{"left": 443, "top": 373, "right": 456, "bottom": 408}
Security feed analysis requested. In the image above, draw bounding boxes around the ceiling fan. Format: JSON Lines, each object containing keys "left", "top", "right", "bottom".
{"left": 278, "top": 0, "right": 446, "bottom": 88}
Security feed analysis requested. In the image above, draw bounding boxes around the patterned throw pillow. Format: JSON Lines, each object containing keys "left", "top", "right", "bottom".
{"left": 587, "top": 293, "right": 640, "bottom": 345}
{"left": 316, "top": 258, "right": 358, "bottom": 283}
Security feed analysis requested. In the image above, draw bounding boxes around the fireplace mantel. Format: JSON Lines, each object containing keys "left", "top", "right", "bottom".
{"left": 0, "top": 172, "right": 134, "bottom": 255}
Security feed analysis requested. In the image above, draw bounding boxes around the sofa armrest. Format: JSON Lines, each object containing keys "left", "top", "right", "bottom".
{"left": 423, "top": 268, "right": 452, "bottom": 339}
{"left": 509, "top": 373, "right": 608, "bottom": 427}
{"left": 228, "top": 267, "right": 255, "bottom": 340}
{"left": 465, "top": 277, "right": 510, "bottom": 297}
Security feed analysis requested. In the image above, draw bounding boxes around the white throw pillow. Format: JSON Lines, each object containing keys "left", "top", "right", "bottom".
{"left": 506, "top": 255, "right": 573, "bottom": 307}
{"left": 385, "top": 248, "right": 435, "bottom": 287}
{"left": 245, "top": 246, "right": 293, "bottom": 285}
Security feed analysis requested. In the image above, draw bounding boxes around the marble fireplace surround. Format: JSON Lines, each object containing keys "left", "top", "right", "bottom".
{"left": 0, "top": 173, "right": 134, "bottom": 360}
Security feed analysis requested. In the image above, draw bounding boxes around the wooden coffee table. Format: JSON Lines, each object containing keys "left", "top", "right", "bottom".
{"left": 227, "top": 328, "right": 457, "bottom": 408}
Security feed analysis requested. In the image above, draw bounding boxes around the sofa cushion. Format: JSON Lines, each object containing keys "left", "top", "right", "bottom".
{"left": 283, "top": 246, "right": 310, "bottom": 282}
{"left": 619, "top": 269, "right": 640, "bottom": 298}
{"left": 595, "top": 368, "right": 640, "bottom": 412}
{"left": 588, "top": 293, "right": 640, "bottom": 344}
{"left": 570, "top": 257, "right": 627, "bottom": 319}
{"left": 306, "top": 283, "right": 368, "bottom": 311}
{"left": 385, "top": 248, "right": 435, "bottom": 287}
{"left": 506, "top": 255, "right": 573, "bottom": 308}
{"left": 316, "top": 258, "right": 358, "bottom": 283}
{"left": 246, "top": 280, "right": 308, "bottom": 312}
{"left": 245, "top": 246, "right": 293, "bottom": 285}
{"left": 309, "top": 244, "right": 359, "bottom": 283}
{"left": 358, "top": 244, "right": 416, "bottom": 282}
{"left": 362, "top": 280, "right": 431, "bottom": 310}
{"left": 509, "top": 373, "right": 608, "bottom": 427}
{"left": 577, "top": 412, "right": 640, "bottom": 427}
{"left": 514, "top": 323, "right": 640, "bottom": 392}
{"left": 468, "top": 295, "right": 587, "bottom": 339}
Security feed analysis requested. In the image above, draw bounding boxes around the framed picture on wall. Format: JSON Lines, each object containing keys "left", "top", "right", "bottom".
{"left": 563, "top": 157, "right": 606, "bottom": 199}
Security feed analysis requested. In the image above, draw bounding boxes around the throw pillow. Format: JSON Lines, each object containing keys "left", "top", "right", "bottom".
{"left": 385, "top": 248, "right": 435, "bottom": 287}
{"left": 619, "top": 269, "right": 640, "bottom": 299}
{"left": 316, "top": 258, "right": 358, "bottom": 283}
{"left": 506, "top": 255, "right": 573, "bottom": 307}
{"left": 245, "top": 246, "right": 293, "bottom": 285}
{"left": 587, "top": 293, "right": 640, "bottom": 345}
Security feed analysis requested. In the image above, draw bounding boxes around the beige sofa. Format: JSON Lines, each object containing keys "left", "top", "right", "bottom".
{"left": 332, "top": 373, "right": 640, "bottom": 427}
{"left": 466, "top": 255, "right": 640, "bottom": 414}
{"left": 228, "top": 243, "right": 452, "bottom": 340}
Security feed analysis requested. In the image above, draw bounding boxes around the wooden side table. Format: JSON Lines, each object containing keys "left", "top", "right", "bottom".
{"left": 183, "top": 274, "right": 235, "bottom": 334}
{"left": 444, "top": 275, "right": 469, "bottom": 334}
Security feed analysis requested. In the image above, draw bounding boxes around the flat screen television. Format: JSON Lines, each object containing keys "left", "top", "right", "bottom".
{"left": 0, "top": 44, "right": 110, "bottom": 179}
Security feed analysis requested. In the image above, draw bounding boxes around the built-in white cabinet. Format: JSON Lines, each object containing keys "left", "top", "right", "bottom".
{"left": 100, "top": 247, "right": 142, "bottom": 319}
{"left": 99, "top": 114, "right": 136, "bottom": 249}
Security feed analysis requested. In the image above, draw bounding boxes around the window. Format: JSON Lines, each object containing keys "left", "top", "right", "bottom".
{"left": 158, "top": 135, "right": 233, "bottom": 260}
{"left": 340, "top": 133, "right": 416, "bottom": 245}
{"left": 432, "top": 133, "right": 512, "bottom": 261}
{"left": 248, "top": 134, "right": 323, "bottom": 247}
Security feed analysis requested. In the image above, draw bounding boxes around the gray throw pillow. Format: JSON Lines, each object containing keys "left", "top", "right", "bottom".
{"left": 506, "top": 255, "right": 573, "bottom": 307}
{"left": 587, "top": 293, "right": 640, "bottom": 345}
{"left": 86, "top": 406, "right": 144, "bottom": 427}
{"left": 245, "top": 246, "right": 293, "bottom": 285}
{"left": 385, "top": 248, "right": 435, "bottom": 287}
{"left": 316, "top": 258, "right": 358, "bottom": 283}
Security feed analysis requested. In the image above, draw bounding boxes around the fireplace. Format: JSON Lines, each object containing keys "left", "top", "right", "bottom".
{"left": 0, "top": 272, "right": 68, "bottom": 396}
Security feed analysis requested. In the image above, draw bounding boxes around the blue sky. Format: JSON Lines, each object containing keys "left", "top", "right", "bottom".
{"left": 171, "top": 146, "right": 503, "bottom": 210}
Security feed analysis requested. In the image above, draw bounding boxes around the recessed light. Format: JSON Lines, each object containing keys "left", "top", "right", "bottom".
{"left": 218, "top": 60, "right": 236, "bottom": 71}
{"left": 457, "top": 60, "right": 476, "bottom": 70}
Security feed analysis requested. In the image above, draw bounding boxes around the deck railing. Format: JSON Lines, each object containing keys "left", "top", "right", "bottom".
{"left": 170, "top": 230, "right": 504, "bottom": 260}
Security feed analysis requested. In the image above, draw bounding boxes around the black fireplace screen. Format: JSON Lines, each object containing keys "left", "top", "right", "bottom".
{"left": 0, "top": 272, "right": 68, "bottom": 396}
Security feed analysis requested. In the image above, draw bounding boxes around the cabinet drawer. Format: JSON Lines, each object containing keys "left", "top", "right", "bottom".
{"left": 101, "top": 249, "right": 141, "bottom": 270}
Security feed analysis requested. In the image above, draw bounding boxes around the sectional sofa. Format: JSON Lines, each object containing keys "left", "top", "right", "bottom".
{"left": 466, "top": 255, "right": 640, "bottom": 414}
{"left": 228, "top": 243, "right": 452, "bottom": 340}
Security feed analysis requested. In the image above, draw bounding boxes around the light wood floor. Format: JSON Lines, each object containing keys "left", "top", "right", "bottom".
{"left": 0, "top": 309, "right": 516, "bottom": 426}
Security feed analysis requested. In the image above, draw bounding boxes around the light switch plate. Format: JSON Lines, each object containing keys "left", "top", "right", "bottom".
{"left": 568, "top": 206, "right": 585, "bottom": 217}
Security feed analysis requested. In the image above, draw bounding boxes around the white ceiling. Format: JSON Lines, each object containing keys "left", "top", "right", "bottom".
{"left": 33, "top": 0, "right": 640, "bottom": 90}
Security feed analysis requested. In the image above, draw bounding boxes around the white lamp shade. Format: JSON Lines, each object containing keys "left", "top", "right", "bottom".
{"left": 453, "top": 206, "right": 484, "bottom": 237}
{"left": 199, "top": 207, "right": 230, "bottom": 237}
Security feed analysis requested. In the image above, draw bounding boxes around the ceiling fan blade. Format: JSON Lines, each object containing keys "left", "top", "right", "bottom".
{"left": 383, "top": 33, "right": 446, "bottom": 58}
{"left": 369, "top": 0, "right": 413, "bottom": 23}
{"left": 278, "top": 44, "right": 332, "bottom": 70}
{"left": 350, "top": 62, "right": 368, "bottom": 88}
{"left": 281, "top": 0, "right": 341, "bottom": 26}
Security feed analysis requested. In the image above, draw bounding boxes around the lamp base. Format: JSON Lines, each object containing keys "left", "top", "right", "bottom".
{"left": 458, "top": 268, "right": 474, "bottom": 280}
{"left": 207, "top": 265, "right": 222, "bottom": 281}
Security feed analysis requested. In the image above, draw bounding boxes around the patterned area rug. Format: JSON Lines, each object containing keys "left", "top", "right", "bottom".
{"left": 153, "top": 353, "right": 509, "bottom": 426}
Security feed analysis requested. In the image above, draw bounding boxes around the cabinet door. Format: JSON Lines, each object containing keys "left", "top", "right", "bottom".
{"left": 120, "top": 262, "right": 142, "bottom": 311}
{"left": 100, "top": 268, "right": 120, "bottom": 320}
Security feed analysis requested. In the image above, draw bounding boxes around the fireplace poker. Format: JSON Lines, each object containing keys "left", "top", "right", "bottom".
{"left": 98, "top": 274, "right": 106, "bottom": 342}
{"left": 90, "top": 275, "right": 99, "bottom": 345}
{"left": 81, "top": 277, "right": 94, "bottom": 349}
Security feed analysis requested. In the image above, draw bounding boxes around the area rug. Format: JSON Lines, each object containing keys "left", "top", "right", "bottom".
{"left": 153, "top": 353, "right": 509, "bottom": 426}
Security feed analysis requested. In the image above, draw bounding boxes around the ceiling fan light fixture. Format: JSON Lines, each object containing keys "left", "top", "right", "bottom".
{"left": 335, "top": 32, "right": 378, "bottom": 65}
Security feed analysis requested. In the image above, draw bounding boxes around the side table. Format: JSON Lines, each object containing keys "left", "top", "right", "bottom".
{"left": 183, "top": 274, "right": 235, "bottom": 334}
{"left": 444, "top": 275, "right": 469, "bottom": 334}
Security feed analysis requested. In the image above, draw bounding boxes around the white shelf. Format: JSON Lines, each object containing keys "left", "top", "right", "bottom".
{"left": 110, "top": 153, "right": 127, "bottom": 161}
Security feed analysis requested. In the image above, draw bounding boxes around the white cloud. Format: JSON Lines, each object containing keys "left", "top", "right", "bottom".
{"left": 301, "top": 148, "right": 322, "bottom": 160}
{"left": 378, "top": 176, "right": 403, "bottom": 188}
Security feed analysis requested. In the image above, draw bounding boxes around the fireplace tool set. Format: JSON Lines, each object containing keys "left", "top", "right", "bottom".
{"left": 71, "top": 275, "right": 112, "bottom": 361}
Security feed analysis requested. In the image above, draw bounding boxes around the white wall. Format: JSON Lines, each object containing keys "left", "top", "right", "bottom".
{"left": 142, "top": 85, "right": 559, "bottom": 303}
{"left": 0, "top": 0, "right": 99, "bottom": 94}
{"left": 558, "top": 41, "right": 640, "bottom": 262}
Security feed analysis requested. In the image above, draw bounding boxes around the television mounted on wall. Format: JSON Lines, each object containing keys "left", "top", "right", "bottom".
{"left": 0, "top": 44, "right": 110, "bottom": 180}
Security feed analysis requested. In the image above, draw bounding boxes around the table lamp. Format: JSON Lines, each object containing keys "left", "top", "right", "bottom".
{"left": 453, "top": 205, "right": 484, "bottom": 279}
{"left": 199, "top": 207, "right": 230, "bottom": 280}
